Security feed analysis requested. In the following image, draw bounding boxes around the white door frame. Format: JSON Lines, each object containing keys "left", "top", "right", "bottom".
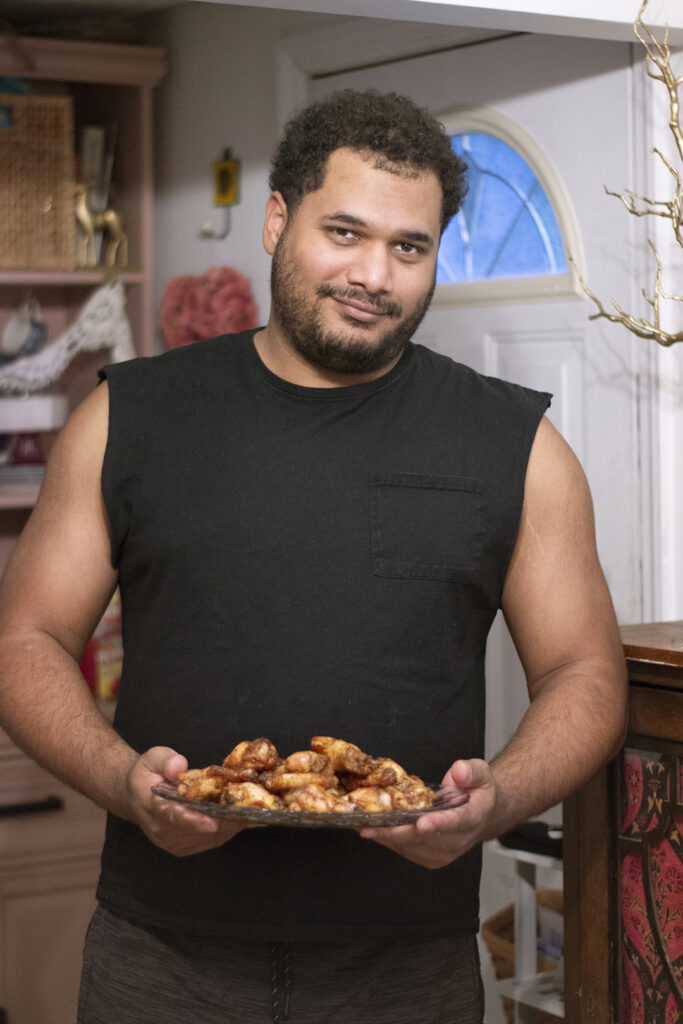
{"left": 630, "top": 44, "right": 683, "bottom": 621}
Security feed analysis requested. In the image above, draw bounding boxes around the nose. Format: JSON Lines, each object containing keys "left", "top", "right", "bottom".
{"left": 346, "top": 242, "right": 392, "bottom": 295}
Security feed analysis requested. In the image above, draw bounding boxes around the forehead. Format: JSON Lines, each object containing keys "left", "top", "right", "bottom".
{"left": 298, "top": 147, "right": 443, "bottom": 235}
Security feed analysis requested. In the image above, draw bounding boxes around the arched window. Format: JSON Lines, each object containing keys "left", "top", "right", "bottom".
{"left": 433, "top": 108, "right": 582, "bottom": 306}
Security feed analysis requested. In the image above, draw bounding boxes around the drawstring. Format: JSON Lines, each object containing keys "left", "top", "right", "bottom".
{"left": 269, "top": 941, "right": 292, "bottom": 1023}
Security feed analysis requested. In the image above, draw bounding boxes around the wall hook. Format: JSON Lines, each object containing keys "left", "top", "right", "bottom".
{"left": 200, "top": 207, "right": 232, "bottom": 240}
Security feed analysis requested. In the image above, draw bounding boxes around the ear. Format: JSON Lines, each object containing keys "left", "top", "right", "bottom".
{"left": 263, "top": 192, "right": 288, "bottom": 255}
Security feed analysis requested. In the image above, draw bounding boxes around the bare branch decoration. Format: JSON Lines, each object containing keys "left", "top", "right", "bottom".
{"left": 575, "top": 0, "right": 683, "bottom": 346}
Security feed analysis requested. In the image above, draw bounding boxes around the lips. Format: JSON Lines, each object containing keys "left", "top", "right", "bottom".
{"left": 318, "top": 286, "right": 401, "bottom": 322}
{"left": 334, "top": 298, "right": 386, "bottom": 322}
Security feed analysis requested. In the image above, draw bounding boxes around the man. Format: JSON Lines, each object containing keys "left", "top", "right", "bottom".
{"left": 0, "top": 90, "right": 626, "bottom": 1023}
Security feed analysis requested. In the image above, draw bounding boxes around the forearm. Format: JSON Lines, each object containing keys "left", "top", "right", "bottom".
{"left": 484, "top": 658, "right": 628, "bottom": 840}
{"left": 0, "top": 628, "right": 138, "bottom": 820}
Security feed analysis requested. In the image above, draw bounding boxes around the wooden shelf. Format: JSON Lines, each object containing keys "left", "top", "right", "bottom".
{"left": 0, "top": 270, "right": 144, "bottom": 287}
{"left": 496, "top": 975, "right": 564, "bottom": 1020}
{"left": 0, "top": 34, "right": 167, "bottom": 87}
{"left": 0, "top": 485, "right": 41, "bottom": 510}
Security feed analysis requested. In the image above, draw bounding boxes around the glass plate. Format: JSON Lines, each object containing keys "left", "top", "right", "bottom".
{"left": 151, "top": 781, "right": 469, "bottom": 829}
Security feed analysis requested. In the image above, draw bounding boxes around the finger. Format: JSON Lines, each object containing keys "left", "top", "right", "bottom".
{"left": 359, "top": 823, "right": 415, "bottom": 842}
{"left": 161, "top": 752, "right": 189, "bottom": 782}
{"left": 140, "top": 746, "right": 188, "bottom": 781}
{"left": 414, "top": 808, "right": 464, "bottom": 832}
{"left": 150, "top": 793, "right": 219, "bottom": 830}
{"left": 447, "top": 758, "right": 491, "bottom": 790}
{"left": 151, "top": 747, "right": 186, "bottom": 776}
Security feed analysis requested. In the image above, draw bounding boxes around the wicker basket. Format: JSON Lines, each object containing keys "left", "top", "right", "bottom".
{"left": 0, "top": 93, "right": 76, "bottom": 270}
{"left": 481, "top": 889, "right": 563, "bottom": 1024}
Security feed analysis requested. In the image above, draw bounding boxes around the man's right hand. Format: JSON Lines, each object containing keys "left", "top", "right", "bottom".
{"left": 126, "top": 746, "right": 245, "bottom": 857}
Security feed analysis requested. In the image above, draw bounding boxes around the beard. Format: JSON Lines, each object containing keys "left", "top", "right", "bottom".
{"left": 270, "top": 235, "right": 435, "bottom": 376}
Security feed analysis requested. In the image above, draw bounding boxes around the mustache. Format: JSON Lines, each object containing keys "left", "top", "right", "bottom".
{"left": 316, "top": 284, "right": 402, "bottom": 319}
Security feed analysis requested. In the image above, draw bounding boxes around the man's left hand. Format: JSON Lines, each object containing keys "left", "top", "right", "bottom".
{"left": 359, "top": 759, "right": 498, "bottom": 869}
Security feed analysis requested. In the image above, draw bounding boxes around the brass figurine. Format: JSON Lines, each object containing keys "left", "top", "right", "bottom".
{"left": 75, "top": 184, "right": 128, "bottom": 269}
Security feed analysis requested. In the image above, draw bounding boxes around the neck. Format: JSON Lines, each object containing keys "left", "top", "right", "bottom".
{"left": 253, "top": 321, "right": 404, "bottom": 389}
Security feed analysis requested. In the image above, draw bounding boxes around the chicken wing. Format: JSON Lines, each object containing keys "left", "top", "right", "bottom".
{"left": 223, "top": 738, "right": 280, "bottom": 772}
{"left": 284, "top": 750, "right": 331, "bottom": 774}
{"left": 386, "top": 775, "right": 435, "bottom": 809}
{"left": 342, "top": 757, "right": 407, "bottom": 790}
{"left": 220, "top": 781, "right": 283, "bottom": 809}
{"left": 310, "top": 736, "right": 372, "bottom": 775}
{"left": 260, "top": 765, "right": 338, "bottom": 792}
{"left": 177, "top": 765, "right": 226, "bottom": 802}
{"left": 344, "top": 786, "right": 393, "bottom": 812}
{"left": 282, "top": 784, "right": 356, "bottom": 813}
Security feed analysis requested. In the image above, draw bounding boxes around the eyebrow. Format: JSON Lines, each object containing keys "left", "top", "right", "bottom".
{"left": 324, "top": 211, "right": 436, "bottom": 250}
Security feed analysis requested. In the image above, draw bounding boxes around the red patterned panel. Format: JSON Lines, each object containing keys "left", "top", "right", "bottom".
{"left": 622, "top": 751, "right": 644, "bottom": 834}
{"left": 650, "top": 828, "right": 683, "bottom": 966}
{"left": 619, "top": 749, "right": 683, "bottom": 1024}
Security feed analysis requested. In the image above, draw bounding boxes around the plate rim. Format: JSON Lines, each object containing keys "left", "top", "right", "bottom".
{"left": 151, "top": 780, "right": 469, "bottom": 828}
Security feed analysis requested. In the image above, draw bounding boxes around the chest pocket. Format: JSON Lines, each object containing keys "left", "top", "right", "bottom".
{"left": 370, "top": 472, "right": 484, "bottom": 583}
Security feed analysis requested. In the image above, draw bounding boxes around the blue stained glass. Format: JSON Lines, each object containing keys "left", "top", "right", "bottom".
{"left": 436, "top": 132, "right": 568, "bottom": 284}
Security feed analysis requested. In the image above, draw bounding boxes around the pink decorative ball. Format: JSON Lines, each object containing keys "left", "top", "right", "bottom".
{"left": 161, "top": 266, "right": 258, "bottom": 349}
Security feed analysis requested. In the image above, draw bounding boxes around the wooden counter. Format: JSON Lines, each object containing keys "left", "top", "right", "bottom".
{"left": 563, "top": 621, "right": 683, "bottom": 1023}
{"left": 619, "top": 621, "right": 683, "bottom": 670}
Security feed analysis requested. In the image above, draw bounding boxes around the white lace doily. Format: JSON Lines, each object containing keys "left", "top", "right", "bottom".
{"left": 0, "top": 282, "right": 135, "bottom": 395}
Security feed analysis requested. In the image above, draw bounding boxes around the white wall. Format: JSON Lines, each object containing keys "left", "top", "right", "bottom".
{"left": 145, "top": 3, "right": 348, "bottom": 345}
{"left": 205, "top": 0, "right": 683, "bottom": 44}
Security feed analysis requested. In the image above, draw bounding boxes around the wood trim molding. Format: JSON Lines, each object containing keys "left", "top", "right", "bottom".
{"left": 0, "top": 34, "right": 168, "bottom": 86}
{"left": 629, "top": 689, "right": 683, "bottom": 739}
{"left": 564, "top": 767, "right": 615, "bottom": 1023}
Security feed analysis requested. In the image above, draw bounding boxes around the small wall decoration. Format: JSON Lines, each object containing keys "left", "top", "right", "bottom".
{"left": 200, "top": 147, "right": 241, "bottom": 240}
{"left": 214, "top": 152, "right": 239, "bottom": 207}
{"left": 160, "top": 266, "right": 258, "bottom": 349}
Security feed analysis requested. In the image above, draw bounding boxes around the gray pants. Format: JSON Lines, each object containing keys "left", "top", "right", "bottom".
{"left": 78, "top": 906, "right": 484, "bottom": 1024}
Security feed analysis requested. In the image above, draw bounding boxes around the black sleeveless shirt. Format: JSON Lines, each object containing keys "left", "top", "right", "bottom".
{"left": 96, "top": 330, "right": 550, "bottom": 940}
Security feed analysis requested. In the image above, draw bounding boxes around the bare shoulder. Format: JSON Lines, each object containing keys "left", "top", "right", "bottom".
{"left": 28, "top": 380, "right": 112, "bottom": 545}
{"left": 67, "top": 376, "right": 109, "bottom": 434}
{"left": 525, "top": 415, "right": 592, "bottom": 514}
{"left": 506, "top": 416, "right": 596, "bottom": 575}
{"left": 502, "top": 415, "right": 623, "bottom": 690}
{"left": 40, "top": 382, "right": 109, "bottom": 503}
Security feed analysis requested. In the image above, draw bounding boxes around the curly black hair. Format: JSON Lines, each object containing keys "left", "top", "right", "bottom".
{"left": 269, "top": 89, "right": 467, "bottom": 234}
